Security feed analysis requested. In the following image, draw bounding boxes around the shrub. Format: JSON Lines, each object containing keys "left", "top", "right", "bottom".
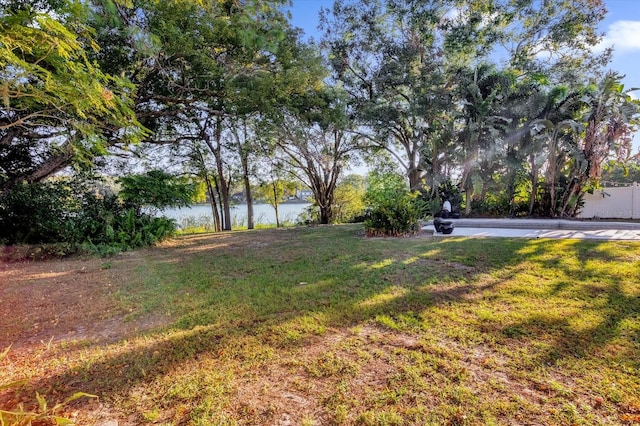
{"left": 0, "top": 181, "right": 79, "bottom": 245}
{"left": 332, "top": 174, "right": 367, "bottom": 223}
{"left": 118, "top": 170, "right": 195, "bottom": 213}
{"left": 363, "top": 172, "right": 426, "bottom": 237}
{"left": 0, "top": 172, "right": 184, "bottom": 253}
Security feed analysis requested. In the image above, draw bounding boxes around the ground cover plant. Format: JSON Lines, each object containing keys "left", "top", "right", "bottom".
{"left": 1, "top": 225, "right": 639, "bottom": 425}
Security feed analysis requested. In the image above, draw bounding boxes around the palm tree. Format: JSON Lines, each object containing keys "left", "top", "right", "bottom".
{"left": 557, "top": 72, "right": 638, "bottom": 216}
{"left": 456, "top": 65, "right": 514, "bottom": 215}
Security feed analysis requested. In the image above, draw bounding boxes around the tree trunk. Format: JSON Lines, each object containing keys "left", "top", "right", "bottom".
{"left": 237, "top": 120, "right": 254, "bottom": 229}
{"left": 505, "top": 149, "right": 518, "bottom": 217}
{"left": 465, "top": 186, "right": 473, "bottom": 216}
{"left": 1, "top": 141, "right": 74, "bottom": 196}
{"left": 271, "top": 182, "right": 281, "bottom": 228}
{"left": 242, "top": 154, "right": 254, "bottom": 229}
{"left": 547, "top": 130, "right": 559, "bottom": 217}
{"left": 204, "top": 173, "right": 222, "bottom": 232}
{"left": 460, "top": 129, "right": 475, "bottom": 216}
{"left": 195, "top": 146, "right": 222, "bottom": 232}
{"left": 559, "top": 179, "right": 581, "bottom": 217}
{"left": 217, "top": 160, "right": 232, "bottom": 231}
{"left": 506, "top": 170, "right": 516, "bottom": 217}
{"left": 319, "top": 204, "right": 332, "bottom": 225}
{"left": 204, "top": 117, "right": 232, "bottom": 231}
{"left": 407, "top": 166, "right": 422, "bottom": 192}
{"left": 528, "top": 152, "right": 539, "bottom": 216}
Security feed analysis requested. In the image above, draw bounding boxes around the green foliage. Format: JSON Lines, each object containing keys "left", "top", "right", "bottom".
{"left": 429, "top": 180, "right": 463, "bottom": 215}
{"left": 297, "top": 204, "right": 320, "bottom": 225}
{"left": 0, "top": 177, "right": 177, "bottom": 251}
{"left": 0, "top": 181, "right": 79, "bottom": 244}
{"left": 602, "top": 159, "right": 640, "bottom": 186}
{"left": 254, "top": 179, "right": 297, "bottom": 209}
{"left": 81, "top": 204, "right": 177, "bottom": 254}
{"left": 1, "top": 344, "right": 97, "bottom": 425}
{"left": 470, "top": 194, "right": 510, "bottom": 217}
{"left": 363, "top": 172, "right": 426, "bottom": 236}
{"left": 0, "top": 0, "right": 147, "bottom": 193}
{"left": 0, "top": 391, "right": 97, "bottom": 426}
{"left": 118, "top": 170, "right": 195, "bottom": 212}
{"left": 332, "top": 174, "right": 367, "bottom": 223}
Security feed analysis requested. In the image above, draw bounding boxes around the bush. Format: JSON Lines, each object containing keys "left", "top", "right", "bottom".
{"left": 332, "top": 175, "right": 367, "bottom": 223}
{"left": 363, "top": 172, "right": 426, "bottom": 237}
{"left": 0, "top": 173, "right": 182, "bottom": 253}
{"left": 0, "top": 181, "right": 80, "bottom": 245}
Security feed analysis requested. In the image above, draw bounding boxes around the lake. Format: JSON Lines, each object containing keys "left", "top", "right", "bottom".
{"left": 161, "top": 203, "right": 312, "bottom": 228}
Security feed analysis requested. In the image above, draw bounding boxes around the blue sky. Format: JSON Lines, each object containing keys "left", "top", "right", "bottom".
{"left": 288, "top": 0, "right": 640, "bottom": 154}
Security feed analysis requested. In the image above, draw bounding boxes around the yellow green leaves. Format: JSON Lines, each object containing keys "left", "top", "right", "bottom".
{"left": 0, "top": 4, "right": 144, "bottom": 139}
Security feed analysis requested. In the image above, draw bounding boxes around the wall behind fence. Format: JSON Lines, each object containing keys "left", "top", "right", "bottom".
{"left": 578, "top": 183, "right": 640, "bottom": 219}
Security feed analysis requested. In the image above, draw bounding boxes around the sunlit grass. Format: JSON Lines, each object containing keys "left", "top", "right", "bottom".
{"left": 2, "top": 224, "right": 640, "bottom": 425}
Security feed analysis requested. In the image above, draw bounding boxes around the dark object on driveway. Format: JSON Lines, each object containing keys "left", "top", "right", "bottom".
{"left": 434, "top": 218, "right": 454, "bottom": 234}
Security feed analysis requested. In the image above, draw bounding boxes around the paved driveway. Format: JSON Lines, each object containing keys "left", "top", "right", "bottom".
{"left": 425, "top": 219, "right": 640, "bottom": 240}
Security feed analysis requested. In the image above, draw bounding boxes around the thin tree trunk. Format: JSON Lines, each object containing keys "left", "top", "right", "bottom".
{"left": 216, "top": 161, "right": 232, "bottom": 231}
{"left": 559, "top": 179, "right": 581, "bottom": 217}
{"left": 528, "top": 153, "right": 538, "bottom": 216}
{"left": 465, "top": 186, "right": 473, "bottom": 215}
{"left": 547, "top": 130, "right": 559, "bottom": 217}
{"left": 461, "top": 128, "right": 475, "bottom": 216}
{"left": 1, "top": 142, "right": 74, "bottom": 196}
{"left": 212, "top": 175, "right": 226, "bottom": 231}
{"left": 237, "top": 120, "right": 254, "bottom": 229}
{"left": 242, "top": 154, "right": 254, "bottom": 229}
{"left": 461, "top": 157, "right": 473, "bottom": 216}
{"left": 204, "top": 117, "right": 231, "bottom": 231}
{"left": 194, "top": 146, "right": 221, "bottom": 232}
{"left": 204, "top": 173, "right": 221, "bottom": 232}
{"left": 271, "top": 181, "right": 281, "bottom": 228}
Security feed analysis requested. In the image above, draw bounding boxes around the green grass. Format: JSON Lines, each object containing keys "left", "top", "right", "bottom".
{"left": 3, "top": 225, "right": 640, "bottom": 425}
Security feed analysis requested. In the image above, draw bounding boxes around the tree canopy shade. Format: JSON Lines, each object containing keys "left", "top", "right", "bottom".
{"left": 0, "top": 0, "right": 146, "bottom": 194}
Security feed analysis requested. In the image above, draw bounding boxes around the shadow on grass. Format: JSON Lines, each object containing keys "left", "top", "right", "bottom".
{"left": 6, "top": 226, "right": 640, "bottom": 420}
{"left": 497, "top": 281, "right": 640, "bottom": 367}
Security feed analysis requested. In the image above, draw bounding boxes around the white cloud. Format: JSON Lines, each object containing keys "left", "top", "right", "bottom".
{"left": 596, "top": 21, "right": 640, "bottom": 53}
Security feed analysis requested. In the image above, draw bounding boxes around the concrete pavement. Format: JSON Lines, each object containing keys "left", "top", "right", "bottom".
{"left": 424, "top": 218, "right": 640, "bottom": 240}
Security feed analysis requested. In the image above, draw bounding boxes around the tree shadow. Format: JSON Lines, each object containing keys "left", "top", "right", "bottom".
{"left": 3, "top": 228, "right": 639, "bottom": 422}
{"left": 494, "top": 280, "right": 640, "bottom": 368}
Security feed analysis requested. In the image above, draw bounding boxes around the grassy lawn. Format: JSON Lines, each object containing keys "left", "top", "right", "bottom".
{"left": 2, "top": 224, "right": 640, "bottom": 425}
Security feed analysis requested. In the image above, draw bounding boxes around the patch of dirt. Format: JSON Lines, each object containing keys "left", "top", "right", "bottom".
{"left": 229, "top": 325, "right": 412, "bottom": 425}
{"left": 0, "top": 254, "right": 163, "bottom": 351}
{"left": 0, "top": 230, "right": 279, "bottom": 351}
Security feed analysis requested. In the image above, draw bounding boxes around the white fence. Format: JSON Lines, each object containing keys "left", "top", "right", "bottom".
{"left": 578, "top": 183, "right": 640, "bottom": 219}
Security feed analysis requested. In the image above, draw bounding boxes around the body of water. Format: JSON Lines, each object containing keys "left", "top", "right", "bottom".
{"left": 161, "top": 203, "right": 312, "bottom": 228}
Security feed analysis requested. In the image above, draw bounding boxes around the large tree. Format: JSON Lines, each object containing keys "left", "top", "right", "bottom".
{"left": 320, "top": 0, "right": 466, "bottom": 191}
{"left": 90, "top": 0, "right": 324, "bottom": 230}
{"left": 264, "top": 86, "right": 361, "bottom": 224}
{"left": 502, "top": 0, "right": 610, "bottom": 85}
{"left": 455, "top": 64, "right": 515, "bottom": 214}
{"left": 555, "top": 72, "right": 638, "bottom": 217}
{"left": 0, "top": 0, "right": 145, "bottom": 194}
{"left": 321, "top": 0, "right": 614, "bottom": 202}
